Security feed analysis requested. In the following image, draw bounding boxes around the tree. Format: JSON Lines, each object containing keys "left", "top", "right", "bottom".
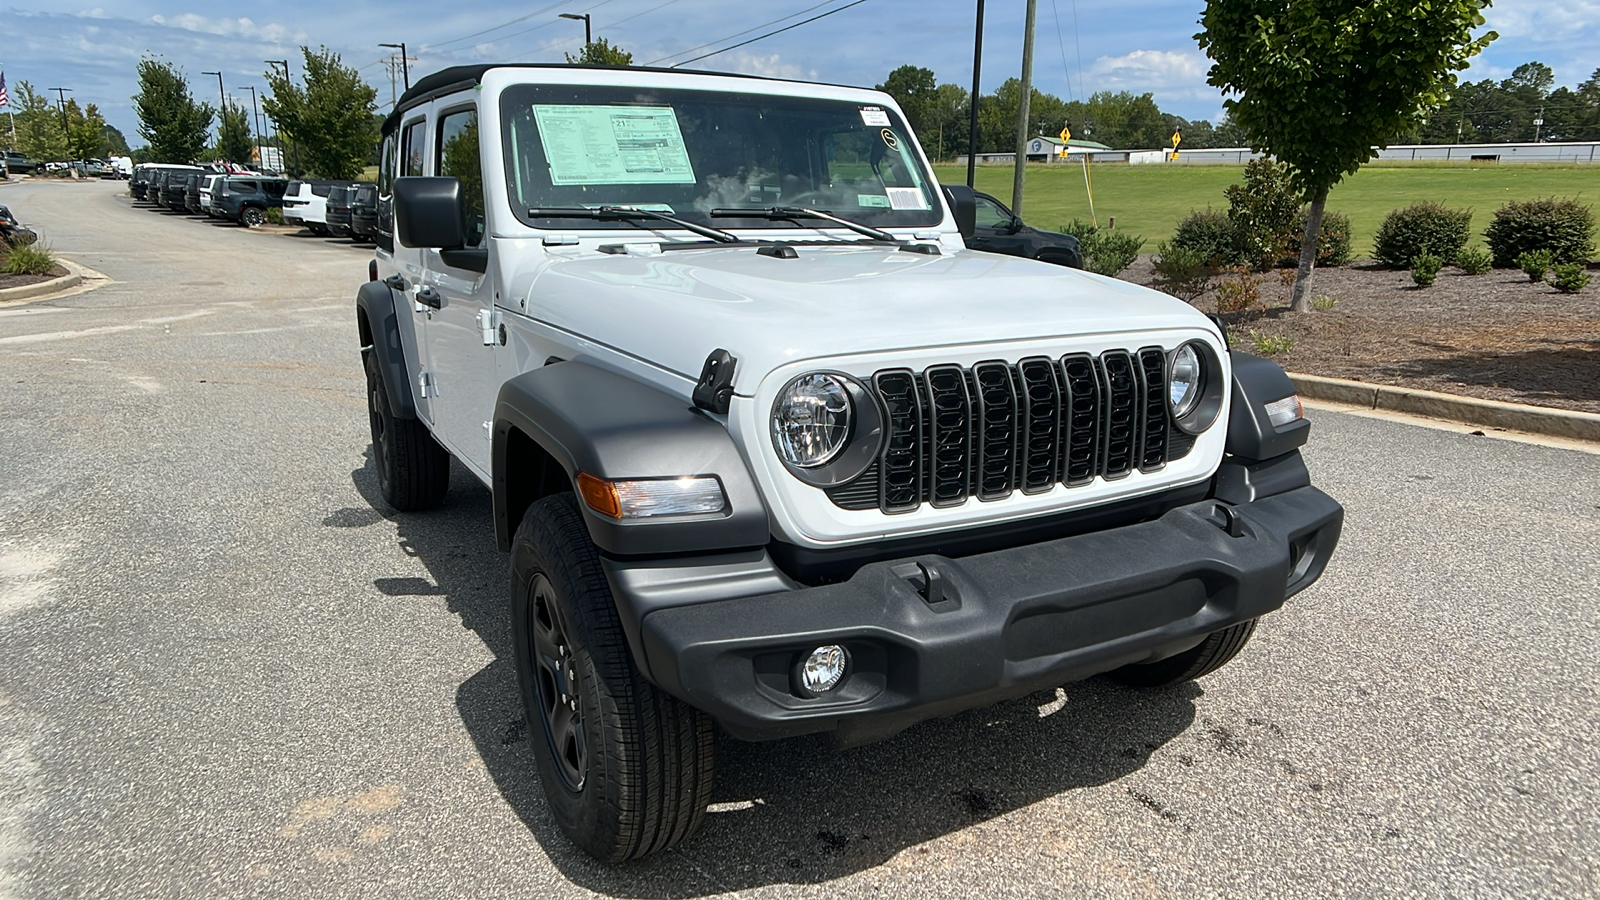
{"left": 1197, "top": 0, "right": 1497, "bottom": 311}
{"left": 133, "top": 58, "right": 214, "bottom": 163}
{"left": 565, "top": 39, "right": 633, "bottom": 66}
{"left": 877, "top": 65, "right": 939, "bottom": 138}
{"left": 100, "top": 124, "right": 131, "bottom": 158}
{"left": 11, "top": 81, "right": 68, "bottom": 162}
{"left": 63, "top": 100, "right": 108, "bottom": 162}
{"left": 263, "top": 46, "right": 379, "bottom": 180}
{"left": 1061, "top": 91, "right": 1168, "bottom": 149}
{"left": 216, "top": 103, "right": 254, "bottom": 164}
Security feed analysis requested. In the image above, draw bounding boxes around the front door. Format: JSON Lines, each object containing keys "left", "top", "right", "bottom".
{"left": 419, "top": 104, "right": 497, "bottom": 480}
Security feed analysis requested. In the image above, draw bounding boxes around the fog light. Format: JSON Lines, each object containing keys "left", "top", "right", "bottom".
{"left": 1264, "top": 393, "right": 1304, "bottom": 428}
{"left": 798, "top": 645, "right": 849, "bottom": 694}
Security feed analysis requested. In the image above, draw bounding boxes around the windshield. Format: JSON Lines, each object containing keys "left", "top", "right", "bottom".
{"left": 500, "top": 83, "right": 941, "bottom": 232}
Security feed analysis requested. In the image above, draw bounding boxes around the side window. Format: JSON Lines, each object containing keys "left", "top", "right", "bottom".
{"left": 974, "top": 195, "right": 1011, "bottom": 229}
{"left": 236, "top": 180, "right": 258, "bottom": 193}
{"left": 437, "top": 107, "right": 484, "bottom": 248}
{"left": 378, "top": 132, "right": 396, "bottom": 195}
{"left": 401, "top": 119, "right": 426, "bottom": 177}
{"left": 266, "top": 182, "right": 287, "bottom": 199}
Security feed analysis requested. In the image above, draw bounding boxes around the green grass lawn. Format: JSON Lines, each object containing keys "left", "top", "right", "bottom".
{"left": 932, "top": 162, "right": 1599, "bottom": 257}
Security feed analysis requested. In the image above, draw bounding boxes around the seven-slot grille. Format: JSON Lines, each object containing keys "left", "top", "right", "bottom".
{"left": 827, "top": 348, "right": 1197, "bottom": 513}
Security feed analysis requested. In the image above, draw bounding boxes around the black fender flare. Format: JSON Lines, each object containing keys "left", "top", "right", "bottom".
{"left": 355, "top": 280, "right": 417, "bottom": 419}
{"left": 1226, "top": 350, "right": 1311, "bottom": 462}
{"left": 493, "top": 361, "right": 770, "bottom": 557}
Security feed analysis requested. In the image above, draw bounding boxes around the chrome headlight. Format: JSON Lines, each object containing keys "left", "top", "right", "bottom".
{"left": 1169, "top": 343, "right": 1203, "bottom": 418}
{"left": 771, "top": 373, "right": 853, "bottom": 468}
{"left": 1168, "top": 341, "right": 1225, "bottom": 434}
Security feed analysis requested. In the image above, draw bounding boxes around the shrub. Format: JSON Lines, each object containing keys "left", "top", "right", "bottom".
{"left": 1411, "top": 252, "right": 1442, "bottom": 287}
{"left": 1372, "top": 203, "right": 1472, "bottom": 268}
{"left": 1290, "top": 209, "right": 1352, "bottom": 267}
{"left": 1224, "top": 159, "right": 1300, "bottom": 270}
{"left": 1247, "top": 330, "right": 1294, "bottom": 356}
{"left": 1311, "top": 295, "right": 1338, "bottom": 310}
{"left": 1517, "top": 249, "right": 1554, "bottom": 282}
{"left": 1059, "top": 219, "right": 1144, "bottom": 277}
{"left": 265, "top": 207, "right": 285, "bottom": 225}
{"left": 1151, "top": 241, "right": 1213, "bottom": 302}
{"left": 1549, "top": 262, "right": 1592, "bottom": 293}
{"left": 1214, "top": 266, "right": 1264, "bottom": 314}
{"left": 1456, "top": 245, "right": 1492, "bottom": 275}
{"left": 1484, "top": 197, "right": 1596, "bottom": 268}
{"left": 1169, "top": 208, "right": 1239, "bottom": 267}
{"left": 1, "top": 242, "right": 56, "bottom": 276}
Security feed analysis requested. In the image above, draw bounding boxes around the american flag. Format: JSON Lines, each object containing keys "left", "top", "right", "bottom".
{"left": 0, "top": 73, "right": 9, "bottom": 109}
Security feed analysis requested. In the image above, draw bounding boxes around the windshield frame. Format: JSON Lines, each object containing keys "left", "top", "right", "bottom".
{"left": 496, "top": 79, "right": 945, "bottom": 235}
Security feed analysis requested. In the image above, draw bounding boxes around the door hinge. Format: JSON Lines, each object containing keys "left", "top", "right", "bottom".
{"left": 477, "top": 308, "right": 502, "bottom": 346}
{"left": 417, "top": 371, "right": 436, "bottom": 399}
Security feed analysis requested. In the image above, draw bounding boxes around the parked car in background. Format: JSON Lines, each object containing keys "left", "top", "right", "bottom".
{"left": 199, "top": 174, "right": 227, "bottom": 217}
{"left": 324, "top": 185, "right": 355, "bottom": 237}
{"left": 184, "top": 173, "right": 207, "bottom": 214}
{"left": 349, "top": 183, "right": 379, "bottom": 241}
{"left": 109, "top": 156, "right": 133, "bottom": 179}
{"left": 211, "top": 176, "right": 289, "bottom": 226}
{"left": 281, "top": 180, "right": 348, "bottom": 235}
{"left": 2, "top": 151, "right": 37, "bottom": 175}
{"left": 165, "top": 172, "right": 200, "bottom": 212}
{"left": 967, "top": 191, "right": 1084, "bottom": 269}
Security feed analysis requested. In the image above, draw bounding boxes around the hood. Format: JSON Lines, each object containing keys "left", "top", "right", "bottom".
{"left": 517, "top": 243, "right": 1214, "bottom": 391}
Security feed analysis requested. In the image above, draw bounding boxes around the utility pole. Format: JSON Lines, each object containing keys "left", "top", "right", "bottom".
{"left": 379, "top": 43, "right": 409, "bottom": 90}
{"left": 1534, "top": 105, "right": 1545, "bottom": 143}
{"left": 966, "top": 0, "right": 985, "bottom": 188}
{"left": 245, "top": 86, "right": 262, "bottom": 164}
{"left": 1011, "top": 0, "right": 1037, "bottom": 216}
{"left": 47, "top": 87, "right": 72, "bottom": 147}
{"left": 266, "top": 60, "right": 299, "bottom": 176}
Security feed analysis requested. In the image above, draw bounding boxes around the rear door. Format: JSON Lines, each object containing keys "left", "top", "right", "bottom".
{"left": 416, "top": 102, "right": 495, "bottom": 479}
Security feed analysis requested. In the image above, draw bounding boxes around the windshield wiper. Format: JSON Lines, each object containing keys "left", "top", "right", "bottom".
{"left": 709, "top": 206, "right": 899, "bottom": 243}
{"left": 528, "top": 206, "right": 742, "bottom": 244}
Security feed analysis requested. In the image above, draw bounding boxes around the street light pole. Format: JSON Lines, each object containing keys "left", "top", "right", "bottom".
{"left": 245, "top": 85, "right": 262, "bottom": 164}
{"left": 379, "top": 43, "right": 410, "bottom": 90}
{"left": 265, "top": 60, "right": 298, "bottom": 176}
{"left": 966, "top": 0, "right": 984, "bottom": 188}
{"left": 559, "top": 13, "right": 593, "bottom": 47}
{"left": 201, "top": 71, "right": 226, "bottom": 150}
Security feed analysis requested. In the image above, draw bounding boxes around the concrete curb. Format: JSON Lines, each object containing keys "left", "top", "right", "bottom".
{"left": 1290, "top": 373, "right": 1600, "bottom": 443}
{"left": 0, "top": 260, "right": 81, "bottom": 302}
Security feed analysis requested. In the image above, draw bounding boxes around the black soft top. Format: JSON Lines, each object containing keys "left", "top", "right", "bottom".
{"left": 380, "top": 63, "right": 854, "bottom": 135}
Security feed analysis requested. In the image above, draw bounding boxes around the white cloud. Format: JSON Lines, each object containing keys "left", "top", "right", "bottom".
{"left": 147, "top": 13, "right": 306, "bottom": 45}
{"left": 1487, "top": 0, "right": 1600, "bottom": 42}
{"left": 716, "top": 51, "right": 816, "bottom": 82}
{"left": 1086, "top": 49, "right": 1213, "bottom": 100}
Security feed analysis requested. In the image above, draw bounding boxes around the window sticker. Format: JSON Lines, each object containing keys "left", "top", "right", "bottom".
{"left": 857, "top": 194, "right": 891, "bottom": 208}
{"left": 859, "top": 106, "right": 891, "bottom": 127}
{"left": 532, "top": 105, "right": 696, "bottom": 185}
{"left": 885, "top": 187, "right": 929, "bottom": 211}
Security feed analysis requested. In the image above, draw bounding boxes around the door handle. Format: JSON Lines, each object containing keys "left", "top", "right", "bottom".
{"left": 415, "top": 285, "right": 442, "bottom": 310}
{"left": 383, "top": 274, "right": 408, "bottom": 291}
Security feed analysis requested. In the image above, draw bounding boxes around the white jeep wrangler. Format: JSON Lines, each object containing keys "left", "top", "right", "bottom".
{"left": 357, "top": 63, "right": 1343, "bottom": 862}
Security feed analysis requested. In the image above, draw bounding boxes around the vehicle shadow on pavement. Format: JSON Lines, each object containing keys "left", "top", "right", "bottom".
{"left": 354, "top": 456, "right": 1203, "bottom": 896}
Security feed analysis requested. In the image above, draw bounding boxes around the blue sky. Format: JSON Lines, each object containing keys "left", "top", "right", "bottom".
{"left": 2, "top": 1, "right": 1594, "bottom": 147}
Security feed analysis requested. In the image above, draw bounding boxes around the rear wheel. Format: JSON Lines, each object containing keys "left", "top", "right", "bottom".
{"left": 364, "top": 352, "right": 449, "bottom": 511}
{"left": 1107, "top": 620, "right": 1257, "bottom": 688}
{"left": 240, "top": 206, "right": 265, "bottom": 227}
{"left": 511, "top": 493, "right": 714, "bottom": 862}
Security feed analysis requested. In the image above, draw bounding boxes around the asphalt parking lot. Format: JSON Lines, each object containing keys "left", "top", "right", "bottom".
{"left": 2, "top": 179, "right": 1598, "bottom": 899}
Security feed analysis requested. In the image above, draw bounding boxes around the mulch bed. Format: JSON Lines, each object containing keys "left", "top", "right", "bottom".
{"left": 0, "top": 264, "right": 69, "bottom": 292}
{"left": 1122, "top": 257, "right": 1600, "bottom": 415}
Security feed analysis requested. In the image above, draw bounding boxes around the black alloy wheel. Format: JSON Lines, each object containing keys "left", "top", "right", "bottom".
{"left": 241, "top": 206, "right": 265, "bottom": 227}
{"left": 530, "top": 572, "right": 588, "bottom": 791}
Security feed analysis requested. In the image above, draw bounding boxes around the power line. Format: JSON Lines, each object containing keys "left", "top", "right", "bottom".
{"left": 425, "top": 1, "right": 578, "bottom": 52}
{"left": 645, "top": 0, "right": 844, "bottom": 66}
{"left": 669, "top": 0, "right": 871, "bottom": 68}
{"left": 1049, "top": 0, "right": 1075, "bottom": 102}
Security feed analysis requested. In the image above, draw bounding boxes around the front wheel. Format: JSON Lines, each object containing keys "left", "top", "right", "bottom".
{"left": 511, "top": 493, "right": 714, "bottom": 862}
{"left": 1107, "top": 620, "right": 1257, "bottom": 688}
{"left": 240, "top": 206, "right": 265, "bottom": 227}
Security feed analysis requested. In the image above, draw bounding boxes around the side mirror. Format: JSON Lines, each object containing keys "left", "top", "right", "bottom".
{"left": 394, "top": 176, "right": 466, "bottom": 249}
{"left": 1007, "top": 215, "right": 1025, "bottom": 234}
{"left": 940, "top": 183, "right": 977, "bottom": 239}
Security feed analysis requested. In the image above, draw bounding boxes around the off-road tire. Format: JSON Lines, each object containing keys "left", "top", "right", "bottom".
{"left": 364, "top": 352, "right": 449, "bottom": 511}
{"left": 511, "top": 493, "right": 714, "bottom": 862}
{"left": 240, "top": 206, "right": 265, "bottom": 227}
{"left": 1107, "top": 619, "right": 1257, "bottom": 688}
